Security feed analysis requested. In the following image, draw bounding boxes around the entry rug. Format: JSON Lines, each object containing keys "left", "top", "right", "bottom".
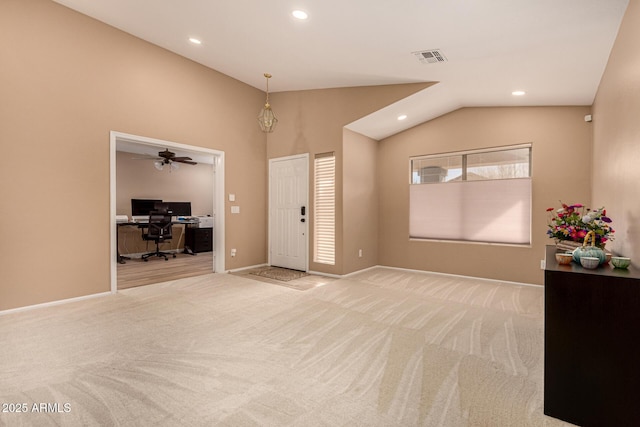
{"left": 250, "top": 266, "right": 309, "bottom": 282}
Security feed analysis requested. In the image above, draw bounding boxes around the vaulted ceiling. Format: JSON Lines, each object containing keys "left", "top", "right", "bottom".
{"left": 53, "top": 0, "right": 629, "bottom": 139}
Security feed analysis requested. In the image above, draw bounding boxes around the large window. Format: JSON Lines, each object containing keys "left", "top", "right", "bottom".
{"left": 410, "top": 144, "right": 532, "bottom": 245}
{"left": 314, "top": 153, "right": 335, "bottom": 264}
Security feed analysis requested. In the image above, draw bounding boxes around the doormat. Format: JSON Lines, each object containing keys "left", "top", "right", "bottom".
{"left": 249, "top": 266, "right": 309, "bottom": 282}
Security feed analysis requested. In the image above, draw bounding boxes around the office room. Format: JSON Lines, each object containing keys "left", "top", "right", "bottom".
{"left": 2, "top": 0, "right": 640, "bottom": 425}
{"left": 114, "top": 144, "right": 216, "bottom": 288}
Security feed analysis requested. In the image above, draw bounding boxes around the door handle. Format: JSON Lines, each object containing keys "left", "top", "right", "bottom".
{"left": 301, "top": 206, "right": 306, "bottom": 216}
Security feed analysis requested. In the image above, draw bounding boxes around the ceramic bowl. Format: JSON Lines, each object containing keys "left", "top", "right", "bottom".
{"left": 580, "top": 256, "right": 600, "bottom": 269}
{"left": 555, "top": 253, "right": 573, "bottom": 265}
{"left": 611, "top": 256, "right": 631, "bottom": 269}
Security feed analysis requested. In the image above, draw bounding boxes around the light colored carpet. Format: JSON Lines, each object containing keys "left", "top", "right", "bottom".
{"left": 0, "top": 268, "right": 572, "bottom": 426}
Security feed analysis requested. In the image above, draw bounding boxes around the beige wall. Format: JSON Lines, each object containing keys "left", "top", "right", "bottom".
{"left": 3, "top": 0, "right": 630, "bottom": 310}
{"left": 378, "top": 106, "right": 593, "bottom": 285}
{"left": 343, "top": 129, "right": 379, "bottom": 274}
{"left": 267, "top": 83, "right": 432, "bottom": 275}
{"left": 592, "top": 0, "right": 640, "bottom": 266}
{"left": 0, "top": 0, "right": 266, "bottom": 310}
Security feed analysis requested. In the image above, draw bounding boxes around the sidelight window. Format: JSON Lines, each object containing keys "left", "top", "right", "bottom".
{"left": 314, "top": 153, "right": 336, "bottom": 264}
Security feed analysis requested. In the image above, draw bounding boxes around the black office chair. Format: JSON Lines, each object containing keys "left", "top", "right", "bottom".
{"left": 141, "top": 211, "right": 176, "bottom": 261}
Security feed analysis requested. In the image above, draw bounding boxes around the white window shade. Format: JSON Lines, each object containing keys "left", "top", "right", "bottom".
{"left": 410, "top": 178, "right": 531, "bottom": 244}
{"left": 314, "top": 154, "right": 335, "bottom": 264}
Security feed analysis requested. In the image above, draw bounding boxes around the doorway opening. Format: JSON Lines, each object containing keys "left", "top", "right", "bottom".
{"left": 109, "top": 131, "right": 225, "bottom": 293}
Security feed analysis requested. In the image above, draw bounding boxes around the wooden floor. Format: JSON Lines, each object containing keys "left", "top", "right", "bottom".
{"left": 117, "top": 252, "right": 214, "bottom": 290}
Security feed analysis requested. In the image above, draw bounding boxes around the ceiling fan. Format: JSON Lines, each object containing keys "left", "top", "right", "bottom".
{"left": 155, "top": 149, "right": 197, "bottom": 165}
{"left": 134, "top": 149, "right": 197, "bottom": 171}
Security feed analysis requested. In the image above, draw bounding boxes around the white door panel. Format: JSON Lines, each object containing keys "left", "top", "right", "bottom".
{"left": 269, "top": 155, "right": 308, "bottom": 271}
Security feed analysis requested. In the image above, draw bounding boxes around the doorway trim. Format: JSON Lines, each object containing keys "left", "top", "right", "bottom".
{"left": 109, "top": 131, "right": 225, "bottom": 294}
{"left": 268, "top": 153, "right": 309, "bottom": 272}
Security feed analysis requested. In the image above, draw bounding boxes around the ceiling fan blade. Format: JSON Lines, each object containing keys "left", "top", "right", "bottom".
{"left": 171, "top": 156, "right": 193, "bottom": 162}
{"left": 174, "top": 159, "right": 197, "bottom": 165}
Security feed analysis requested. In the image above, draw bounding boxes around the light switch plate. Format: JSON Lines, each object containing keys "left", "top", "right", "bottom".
{"left": 229, "top": 194, "right": 236, "bottom": 202}
{"left": 231, "top": 206, "right": 240, "bottom": 214}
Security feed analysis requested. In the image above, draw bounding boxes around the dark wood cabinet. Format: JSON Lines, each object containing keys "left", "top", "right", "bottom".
{"left": 185, "top": 227, "right": 213, "bottom": 253}
{"left": 544, "top": 245, "right": 640, "bottom": 427}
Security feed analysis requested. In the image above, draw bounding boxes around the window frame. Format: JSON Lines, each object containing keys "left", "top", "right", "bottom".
{"left": 410, "top": 143, "right": 532, "bottom": 184}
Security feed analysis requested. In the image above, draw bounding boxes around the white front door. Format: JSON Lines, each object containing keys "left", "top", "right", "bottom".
{"left": 269, "top": 154, "right": 308, "bottom": 271}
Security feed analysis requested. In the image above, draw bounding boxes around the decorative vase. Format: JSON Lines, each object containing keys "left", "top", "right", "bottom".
{"left": 572, "top": 231, "right": 606, "bottom": 266}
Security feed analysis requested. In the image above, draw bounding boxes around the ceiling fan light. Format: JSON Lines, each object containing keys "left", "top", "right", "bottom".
{"left": 154, "top": 160, "right": 164, "bottom": 171}
{"left": 170, "top": 162, "right": 179, "bottom": 171}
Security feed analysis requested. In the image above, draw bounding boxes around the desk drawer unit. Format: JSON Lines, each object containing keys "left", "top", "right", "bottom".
{"left": 185, "top": 227, "right": 213, "bottom": 253}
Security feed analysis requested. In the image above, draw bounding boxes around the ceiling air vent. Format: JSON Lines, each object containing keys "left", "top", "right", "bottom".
{"left": 413, "top": 49, "right": 447, "bottom": 64}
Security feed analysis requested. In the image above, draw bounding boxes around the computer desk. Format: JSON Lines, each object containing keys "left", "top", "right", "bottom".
{"left": 116, "top": 219, "right": 200, "bottom": 264}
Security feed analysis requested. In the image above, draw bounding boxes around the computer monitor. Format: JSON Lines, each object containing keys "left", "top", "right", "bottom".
{"left": 131, "top": 199, "right": 162, "bottom": 217}
{"left": 166, "top": 202, "right": 192, "bottom": 217}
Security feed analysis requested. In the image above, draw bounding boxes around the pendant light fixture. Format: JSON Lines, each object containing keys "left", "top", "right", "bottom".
{"left": 258, "top": 73, "right": 278, "bottom": 132}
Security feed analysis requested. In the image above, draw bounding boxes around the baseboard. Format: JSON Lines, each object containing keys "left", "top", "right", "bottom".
{"left": 0, "top": 291, "right": 113, "bottom": 316}
{"left": 341, "top": 265, "right": 383, "bottom": 278}
{"left": 374, "top": 265, "right": 541, "bottom": 288}
{"left": 307, "top": 270, "right": 343, "bottom": 279}
{"left": 228, "top": 263, "right": 268, "bottom": 273}
{"left": 318, "top": 264, "right": 540, "bottom": 288}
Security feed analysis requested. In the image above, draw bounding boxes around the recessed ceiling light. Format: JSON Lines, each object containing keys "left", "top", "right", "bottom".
{"left": 397, "top": 114, "right": 408, "bottom": 121}
{"left": 292, "top": 10, "right": 308, "bottom": 20}
{"left": 512, "top": 90, "right": 526, "bottom": 96}
{"left": 189, "top": 38, "right": 202, "bottom": 45}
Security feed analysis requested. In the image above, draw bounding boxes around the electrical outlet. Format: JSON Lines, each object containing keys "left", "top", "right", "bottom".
{"left": 231, "top": 248, "right": 237, "bottom": 257}
{"left": 540, "top": 259, "right": 546, "bottom": 270}
{"left": 358, "top": 249, "right": 363, "bottom": 258}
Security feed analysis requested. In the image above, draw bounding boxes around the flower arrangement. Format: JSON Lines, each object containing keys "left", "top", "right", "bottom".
{"left": 546, "top": 203, "right": 614, "bottom": 248}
